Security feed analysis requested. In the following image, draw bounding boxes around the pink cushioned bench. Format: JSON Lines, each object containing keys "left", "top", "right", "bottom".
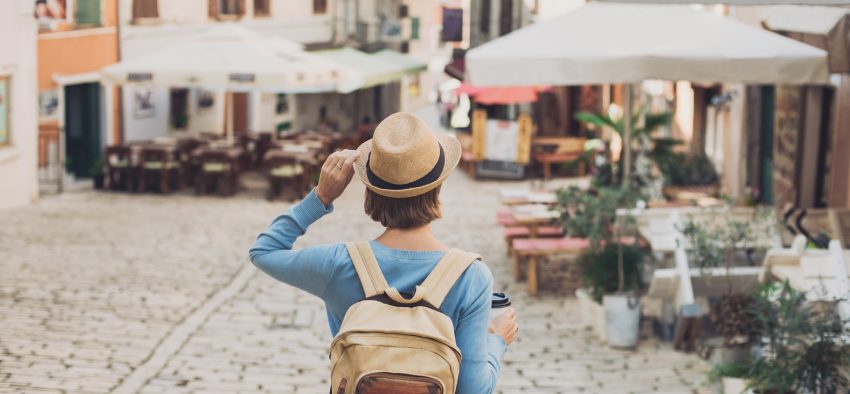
{"left": 512, "top": 236, "right": 641, "bottom": 296}
{"left": 503, "top": 226, "right": 563, "bottom": 254}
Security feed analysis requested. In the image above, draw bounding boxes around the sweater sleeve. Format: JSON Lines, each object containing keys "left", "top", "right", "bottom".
{"left": 248, "top": 190, "right": 338, "bottom": 297}
{"left": 454, "top": 261, "right": 507, "bottom": 394}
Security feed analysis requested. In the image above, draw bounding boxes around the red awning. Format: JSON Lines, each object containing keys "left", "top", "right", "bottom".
{"left": 454, "top": 83, "right": 551, "bottom": 105}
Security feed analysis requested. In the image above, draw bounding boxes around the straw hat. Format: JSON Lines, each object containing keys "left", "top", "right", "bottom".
{"left": 353, "top": 112, "right": 461, "bottom": 198}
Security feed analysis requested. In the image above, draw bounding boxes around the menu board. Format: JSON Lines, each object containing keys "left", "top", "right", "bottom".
{"left": 485, "top": 120, "right": 519, "bottom": 162}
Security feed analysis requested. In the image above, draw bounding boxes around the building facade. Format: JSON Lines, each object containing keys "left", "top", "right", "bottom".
{"left": 36, "top": 0, "right": 121, "bottom": 192}
{"left": 0, "top": 1, "right": 39, "bottom": 210}
{"left": 117, "top": 0, "right": 441, "bottom": 142}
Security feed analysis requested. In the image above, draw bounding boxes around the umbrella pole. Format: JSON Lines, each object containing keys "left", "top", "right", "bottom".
{"left": 622, "top": 83, "right": 633, "bottom": 189}
{"left": 226, "top": 91, "right": 234, "bottom": 145}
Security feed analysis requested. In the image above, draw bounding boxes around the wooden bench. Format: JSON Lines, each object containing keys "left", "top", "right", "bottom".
{"left": 512, "top": 237, "right": 591, "bottom": 296}
{"left": 513, "top": 236, "right": 643, "bottom": 296}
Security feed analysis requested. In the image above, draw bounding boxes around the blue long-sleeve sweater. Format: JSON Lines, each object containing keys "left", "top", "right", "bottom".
{"left": 249, "top": 190, "right": 507, "bottom": 393}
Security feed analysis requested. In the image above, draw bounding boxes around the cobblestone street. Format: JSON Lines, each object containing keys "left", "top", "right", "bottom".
{"left": 1, "top": 169, "right": 710, "bottom": 393}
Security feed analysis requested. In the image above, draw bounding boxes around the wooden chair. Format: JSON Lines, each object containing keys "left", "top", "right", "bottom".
{"left": 104, "top": 145, "right": 135, "bottom": 192}
{"left": 531, "top": 137, "right": 587, "bottom": 181}
{"left": 138, "top": 147, "right": 181, "bottom": 193}
{"left": 265, "top": 155, "right": 307, "bottom": 201}
{"left": 255, "top": 132, "right": 276, "bottom": 168}
{"left": 197, "top": 150, "right": 239, "bottom": 196}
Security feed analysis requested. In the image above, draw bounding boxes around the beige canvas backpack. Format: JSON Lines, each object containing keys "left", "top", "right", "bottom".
{"left": 330, "top": 242, "right": 482, "bottom": 394}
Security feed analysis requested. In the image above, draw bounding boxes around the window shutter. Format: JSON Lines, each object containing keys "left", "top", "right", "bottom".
{"left": 133, "top": 0, "right": 159, "bottom": 19}
{"left": 238, "top": 0, "right": 246, "bottom": 15}
{"left": 411, "top": 17, "right": 420, "bottom": 40}
{"left": 313, "top": 0, "right": 327, "bottom": 15}
{"left": 76, "top": 0, "right": 101, "bottom": 26}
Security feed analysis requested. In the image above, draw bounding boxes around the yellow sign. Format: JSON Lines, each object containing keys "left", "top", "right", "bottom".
{"left": 517, "top": 113, "right": 532, "bottom": 165}
{"left": 472, "top": 109, "right": 487, "bottom": 161}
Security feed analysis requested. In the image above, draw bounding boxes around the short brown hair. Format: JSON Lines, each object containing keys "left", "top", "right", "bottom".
{"left": 364, "top": 186, "right": 442, "bottom": 229}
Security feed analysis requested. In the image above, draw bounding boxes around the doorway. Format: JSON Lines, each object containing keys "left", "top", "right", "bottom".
{"left": 64, "top": 83, "right": 101, "bottom": 179}
{"left": 170, "top": 88, "right": 190, "bottom": 130}
{"left": 232, "top": 92, "right": 249, "bottom": 136}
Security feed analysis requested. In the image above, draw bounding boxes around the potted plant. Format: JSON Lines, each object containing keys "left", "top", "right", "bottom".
{"left": 558, "top": 185, "right": 646, "bottom": 347}
{"left": 89, "top": 159, "right": 105, "bottom": 189}
{"left": 746, "top": 281, "right": 850, "bottom": 394}
{"left": 657, "top": 153, "right": 720, "bottom": 201}
{"left": 575, "top": 106, "right": 676, "bottom": 190}
{"left": 678, "top": 210, "right": 773, "bottom": 365}
{"left": 710, "top": 362, "right": 753, "bottom": 394}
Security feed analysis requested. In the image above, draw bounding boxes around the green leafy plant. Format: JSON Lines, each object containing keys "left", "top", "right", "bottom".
{"left": 657, "top": 153, "right": 719, "bottom": 187}
{"left": 575, "top": 106, "right": 677, "bottom": 188}
{"left": 88, "top": 158, "right": 105, "bottom": 178}
{"left": 747, "top": 281, "right": 850, "bottom": 394}
{"left": 558, "top": 185, "right": 645, "bottom": 297}
{"left": 679, "top": 208, "right": 774, "bottom": 346}
{"left": 578, "top": 242, "right": 645, "bottom": 303}
{"left": 708, "top": 361, "right": 751, "bottom": 384}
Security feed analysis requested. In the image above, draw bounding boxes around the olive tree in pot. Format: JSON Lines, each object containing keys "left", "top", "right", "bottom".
{"left": 558, "top": 185, "right": 646, "bottom": 348}
{"left": 678, "top": 209, "right": 774, "bottom": 364}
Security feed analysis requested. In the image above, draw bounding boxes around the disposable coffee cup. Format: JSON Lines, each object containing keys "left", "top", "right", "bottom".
{"left": 490, "top": 292, "right": 512, "bottom": 319}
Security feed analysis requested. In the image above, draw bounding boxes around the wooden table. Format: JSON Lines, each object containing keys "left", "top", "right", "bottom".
{"left": 499, "top": 189, "right": 558, "bottom": 206}
{"left": 511, "top": 209, "right": 561, "bottom": 237}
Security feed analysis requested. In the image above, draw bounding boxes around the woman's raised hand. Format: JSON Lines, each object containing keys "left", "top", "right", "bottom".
{"left": 316, "top": 150, "right": 360, "bottom": 207}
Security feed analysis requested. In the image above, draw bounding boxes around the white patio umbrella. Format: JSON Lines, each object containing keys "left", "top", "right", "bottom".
{"left": 466, "top": 3, "right": 829, "bottom": 181}
{"left": 102, "top": 24, "right": 352, "bottom": 141}
{"left": 103, "top": 24, "right": 346, "bottom": 93}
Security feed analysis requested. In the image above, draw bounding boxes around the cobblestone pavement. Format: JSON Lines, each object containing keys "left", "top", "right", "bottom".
{"left": 0, "top": 115, "right": 710, "bottom": 394}
{"left": 1, "top": 172, "right": 710, "bottom": 394}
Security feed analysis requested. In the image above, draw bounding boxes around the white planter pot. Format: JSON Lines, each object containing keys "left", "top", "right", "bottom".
{"left": 575, "top": 288, "right": 606, "bottom": 341}
{"left": 603, "top": 293, "right": 641, "bottom": 348}
{"left": 721, "top": 377, "right": 750, "bottom": 394}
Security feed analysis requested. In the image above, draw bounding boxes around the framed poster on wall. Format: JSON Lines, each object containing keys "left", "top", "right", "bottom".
{"left": 133, "top": 87, "right": 155, "bottom": 119}
{"left": 0, "top": 77, "right": 9, "bottom": 146}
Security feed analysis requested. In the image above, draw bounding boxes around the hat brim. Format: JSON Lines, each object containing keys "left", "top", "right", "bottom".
{"left": 353, "top": 133, "right": 462, "bottom": 198}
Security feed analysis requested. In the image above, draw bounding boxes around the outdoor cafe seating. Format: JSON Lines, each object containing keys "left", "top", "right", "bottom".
{"left": 102, "top": 130, "right": 336, "bottom": 199}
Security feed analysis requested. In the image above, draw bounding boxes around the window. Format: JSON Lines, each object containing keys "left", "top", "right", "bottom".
{"left": 220, "top": 0, "right": 242, "bottom": 15}
{"left": 210, "top": 0, "right": 243, "bottom": 19}
{"left": 411, "top": 17, "right": 420, "bottom": 40}
{"left": 499, "top": 0, "right": 513, "bottom": 36}
{"left": 275, "top": 94, "right": 289, "bottom": 115}
{"left": 253, "top": 0, "right": 270, "bottom": 16}
{"left": 313, "top": 0, "right": 327, "bottom": 15}
{"left": 480, "top": 0, "right": 490, "bottom": 34}
{"left": 132, "top": 0, "right": 158, "bottom": 20}
{"left": 76, "top": 0, "right": 101, "bottom": 26}
{"left": 0, "top": 77, "right": 9, "bottom": 146}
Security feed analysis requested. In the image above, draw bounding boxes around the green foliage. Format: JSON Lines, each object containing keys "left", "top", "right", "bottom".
{"left": 747, "top": 281, "right": 850, "bottom": 394}
{"left": 88, "top": 158, "right": 104, "bottom": 178}
{"left": 657, "top": 153, "right": 719, "bottom": 186}
{"left": 708, "top": 362, "right": 751, "bottom": 383}
{"left": 558, "top": 185, "right": 644, "bottom": 295}
{"left": 678, "top": 208, "right": 773, "bottom": 276}
{"left": 578, "top": 242, "right": 645, "bottom": 303}
{"left": 575, "top": 106, "right": 674, "bottom": 140}
{"left": 575, "top": 106, "right": 679, "bottom": 190}
{"left": 557, "top": 185, "right": 641, "bottom": 248}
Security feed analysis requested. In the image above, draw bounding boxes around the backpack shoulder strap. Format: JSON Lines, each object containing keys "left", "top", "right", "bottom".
{"left": 345, "top": 242, "right": 390, "bottom": 298}
{"left": 420, "top": 248, "right": 483, "bottom": 308}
